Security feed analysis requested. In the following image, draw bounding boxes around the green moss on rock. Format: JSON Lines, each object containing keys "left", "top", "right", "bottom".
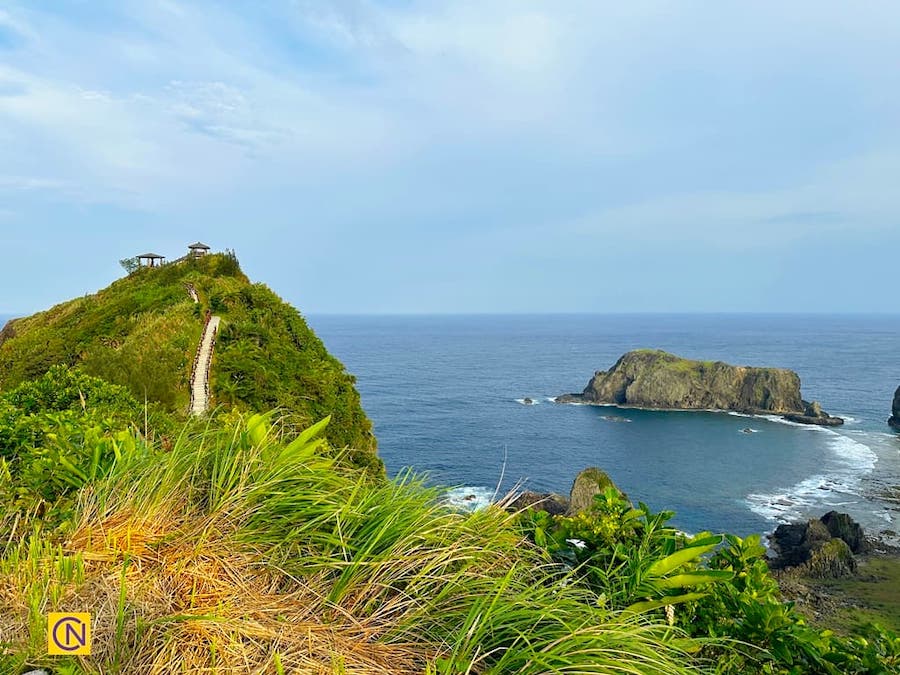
{"left": 568, "top": 467, "right": 622, "bottom": 515}
{"left": 575, "top": 350, "right": 808, "bottom": 414}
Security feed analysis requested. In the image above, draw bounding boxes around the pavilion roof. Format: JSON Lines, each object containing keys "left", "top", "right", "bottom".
{"left": 137, "top": 253, "right": 165, "bottom": 259}
{"left": 188, "top": 242, "right": 211, "bottom": 249}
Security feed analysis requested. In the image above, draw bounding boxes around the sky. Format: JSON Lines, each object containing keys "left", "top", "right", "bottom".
{"left": 1, "top": 1, "right": 899, "bottom": 315}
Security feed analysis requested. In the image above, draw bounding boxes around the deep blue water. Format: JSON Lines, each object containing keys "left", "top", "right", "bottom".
{"left": 3, "top": 311, "right": 898, "bottom": 539}
{"left": 307, "top": 314, "right": 900, "bottom": 540}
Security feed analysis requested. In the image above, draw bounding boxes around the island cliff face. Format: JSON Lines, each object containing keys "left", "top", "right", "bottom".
{"left": 890, "top": 385, "right": 900, "bottom": 430}
{"left": 557, "top": 350, "right": 842, "bottom": 426}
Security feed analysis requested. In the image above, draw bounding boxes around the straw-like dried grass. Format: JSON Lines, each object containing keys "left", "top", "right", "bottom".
{"left": 1, "top": 414, "right": 694, "bottom": 674}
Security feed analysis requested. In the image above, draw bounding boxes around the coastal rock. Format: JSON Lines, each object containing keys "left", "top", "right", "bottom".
{"left": 770, "top": 511, "right": 869, "bottom": 577}
{"left": 556, "top": 350, "right": 843, "bottom": 426}
{"left": 508, "top": 467, "right": 625, "bottom": 517}
{"left": 771, "top": 519, "right": 832, "bottom": 568}
{"left": 507, "top": 490, "right": 569, "bottom": 516}
{"left": 889, "top": 385, "right": 900, "bottom": 430}
{"left": 800, "top": 538, "right": 857, "bottom": 578}
{"left": 568, "top": 467, "right": 621, "bottom": 515}
{"left": 821, "top": 510, "right": 870, "bottom": 554}
{"left": 783, "top": 400, "right": 844, "bottom": 426}
{"left": 805, "top": 400, "right": 823, "bottom": 418}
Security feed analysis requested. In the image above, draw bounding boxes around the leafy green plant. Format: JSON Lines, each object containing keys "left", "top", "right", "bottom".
{"left": 531, "top": 487, "right": 731, "bottom": 613}
{"left": 520, "top": 491, "right": 900, "bottom": 674}
{"left": 1, "top": 413, "right": 693, "bottom": 674}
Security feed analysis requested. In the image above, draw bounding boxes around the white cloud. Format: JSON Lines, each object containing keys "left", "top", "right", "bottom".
{"left": 562, "top": 147, "right": 900, "bottom": 249}
{"left": 0, "top": 0, "right": 897, "bottom": 227}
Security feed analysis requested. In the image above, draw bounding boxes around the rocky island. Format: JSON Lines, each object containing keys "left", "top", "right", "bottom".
{"left": 556, "top": 349, "right": 843, "bottom": 426}
{"left": 889, "top": 385, "right": 900, "bottom": 430}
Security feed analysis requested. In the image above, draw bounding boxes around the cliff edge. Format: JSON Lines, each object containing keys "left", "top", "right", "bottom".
{"left": 889, "top": 385, "right": 900, "bottom": 430}
{"left": 556, "top": 349, "right": 842, "bottom": 426}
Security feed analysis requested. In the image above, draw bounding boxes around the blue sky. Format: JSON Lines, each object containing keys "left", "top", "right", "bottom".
{"left": 1, "top": 1, "right": 898, "bottom": 314}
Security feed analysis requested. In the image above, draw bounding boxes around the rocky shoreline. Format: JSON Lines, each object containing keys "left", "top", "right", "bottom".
{"left": 509, "top": 468, "right": 900, "bottom": 633}
{"left": 556, "top": 350, "right": 844, "bottom": 427}
{"left": 769, "top": 510, "right": 900, "bottom": 632}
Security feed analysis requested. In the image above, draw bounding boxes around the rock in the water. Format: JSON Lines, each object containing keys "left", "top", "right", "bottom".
{"left": 805, "top": 400, "right": 824, "bottom": 418}
{"left": 782, "top": 413, "right": 844, "bottom": 426}
{"left": 507, "top": 490, "right": 569, "bottom": 516}
{"left": 557, "top": 350, "right": 843, "bottom": 426}
{"left": 770, "top": 511, "right": 869, "bottom": 578}
{"left": 783, "top": 400, "right": 844, "bottom": 426}
{"left": 522, "top": 397, "right": 534, "bottom": 405}
{"left": 568, "top": 467, "right": 621, "bottom": 515}
{"left": 771, "top": 519, "right": 833, "bottom": 568}
{"left": 889, "top": 385, "right": 900, "bottom": 430}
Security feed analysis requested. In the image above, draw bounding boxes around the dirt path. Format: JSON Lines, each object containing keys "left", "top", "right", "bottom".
{"left": 190, "top": 315, "right": 221, "bottom": 416}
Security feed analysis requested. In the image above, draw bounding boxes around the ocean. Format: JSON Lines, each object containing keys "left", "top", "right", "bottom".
{"left": 307, "top": 314, "right": 900, "bottom": 542}
{"left": 3, "top": 311, "right": 898, "bottom": 542}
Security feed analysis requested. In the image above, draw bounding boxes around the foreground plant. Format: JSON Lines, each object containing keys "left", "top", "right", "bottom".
{"left": 521, "top": 484, "right": 900, "bottom": 674}
{"left": 1, "top": 413, "right": 691, "bottom": 674}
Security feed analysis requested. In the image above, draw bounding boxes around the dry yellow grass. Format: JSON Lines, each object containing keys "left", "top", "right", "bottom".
{"left": 2, "top": 502, "right": 430, "bottom": 674}
{"left": 1, "top": 415, "right": 694, "bottom": 675}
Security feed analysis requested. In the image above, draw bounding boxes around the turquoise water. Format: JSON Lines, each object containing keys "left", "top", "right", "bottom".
{"left": 308, "top": 314, "right": 900, "bottom": 541}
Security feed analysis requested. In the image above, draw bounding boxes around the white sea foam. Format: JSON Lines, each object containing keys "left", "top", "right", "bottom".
{"left": 515, "top": 398, "right": 540, "bottom": 405}
{"left": 602, "top": 415, "right": 632, "bottom": 423}
{"left": 443, "top": 486, "right": 494, "bottom": 512}
{"left": 744, "top": 428, "right": 878, "bottom": 527}
{"left": 757, "top": 414, "right": 824, "bottom": 429}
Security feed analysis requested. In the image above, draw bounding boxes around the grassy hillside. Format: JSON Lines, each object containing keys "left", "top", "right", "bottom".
{"left": 1, "top": 258, "right": 897, "bottom": 673}
{"left": 0, "top": 414, "right": 694, "bottom": 675}
{"left": 0, "top": 253, "right": 377, "bottom": 465}
{"left": 2, "top": 411, "right": 896, "bottom": 673}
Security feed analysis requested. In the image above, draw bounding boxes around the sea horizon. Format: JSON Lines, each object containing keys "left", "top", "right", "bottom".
{"left": 309, "top": 313, "right": 900, "bottom": 543}
{"left": 5, "top": 310, "right": 900, "bottom": 320}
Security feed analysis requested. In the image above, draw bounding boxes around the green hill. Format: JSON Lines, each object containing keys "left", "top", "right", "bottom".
{"left": 2, "top": 254, "right": 897, "bottom": 674}
{"left": 0, "top": 252, "right": 378, "bottom": 467}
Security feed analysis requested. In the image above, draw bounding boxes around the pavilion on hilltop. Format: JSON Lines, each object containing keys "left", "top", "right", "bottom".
{"left": 188, "top": 242, "right": 211, "bottom": 258}
{"left": 137, "top": 253, "right": 165, "bottom": 267}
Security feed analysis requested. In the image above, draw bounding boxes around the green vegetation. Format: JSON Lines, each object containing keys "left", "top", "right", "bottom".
{"left": 1, "top": 414, "right": 692, "bottom": 674}
{"left": 207, "top": 281, "right": 377, "bottom": 462}
{"left": 521, "top": 487, "right": 900, "bottom": 674}
{"left": 0, "top": 367, "right": 152, "bottom": 524}
{"left": 800, "top": 556, "right": 900, "bottom": 634}
{"left": 0, "top": 253, "right": 378, "bottom": 469}
{"left": 1, "top": 405, "right": 897, "bottom": 673}
{"left": 1, "top": 259, "right": 897, "bottom": 672}
{"left": 1, "top": 374, "right": 898, "bottom": 671}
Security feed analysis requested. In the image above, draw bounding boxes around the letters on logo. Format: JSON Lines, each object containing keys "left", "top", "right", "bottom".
{"left": 48, "top": 613, "right": 91, "bottom": 655}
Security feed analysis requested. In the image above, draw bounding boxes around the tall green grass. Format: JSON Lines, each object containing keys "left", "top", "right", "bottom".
{"left": 2, "top": 413, "right": 695, "bottom": 673}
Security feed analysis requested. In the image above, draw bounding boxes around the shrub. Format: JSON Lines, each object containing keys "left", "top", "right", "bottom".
{"left": 1, "top": 414, "right": 692, "bottom": 674}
